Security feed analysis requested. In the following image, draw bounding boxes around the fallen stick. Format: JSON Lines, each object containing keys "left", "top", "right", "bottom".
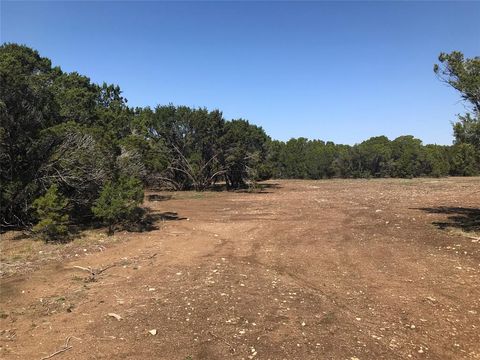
{"left": 73, "top": 265, "right": 92, "bottom": 273}
{"left": 208, "top": 331, "right": 235, "bottom": 353}
{"left": 72, "top": 264, "right": 116, "bottom": 281}
{"left": 96, "top": 264, "right": 116, "bottom": 275}
{"left": 40, "top": 336, "right": 74, "bottom": 360}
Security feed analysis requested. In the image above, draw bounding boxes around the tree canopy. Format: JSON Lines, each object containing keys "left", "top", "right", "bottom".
{"left": 434, "top": 51, "right": 480, "bottom": 162}
{"left": 0, "top": 44, "right": 478, "bottom": 236}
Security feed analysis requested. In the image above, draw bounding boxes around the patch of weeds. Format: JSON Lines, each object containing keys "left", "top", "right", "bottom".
{"left": 119, "top": 259, "right": 132, "bottom": 266}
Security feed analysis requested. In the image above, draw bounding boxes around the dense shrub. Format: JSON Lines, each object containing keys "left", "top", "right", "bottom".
{"left": 92, "top": 177, "right": 144, "bottom": 235}
{"left": 450, "top": 143, "right": 479, "bottom": 176}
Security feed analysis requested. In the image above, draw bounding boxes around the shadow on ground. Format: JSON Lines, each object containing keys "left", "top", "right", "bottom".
{"left": 234, "top": 183, "right": 283, "bottom": 194}
{"left": 197, "top": 182, "right": 282, "bottom": 193}
{"left": 126, "top": 209, "right": 187, "bottom": 233}
{"left": 147, "top": 194, "right": 173, "bottom": 202}
{"left": 416, "top": 207, "right": 480, "bottom": 233}
{"left": 0, "top": 209, "right": 186, "bottom": 244}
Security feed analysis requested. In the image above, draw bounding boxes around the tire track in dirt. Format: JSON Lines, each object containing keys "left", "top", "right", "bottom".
{"left": 1, "top": 178, "right": 479, "bottom": 359}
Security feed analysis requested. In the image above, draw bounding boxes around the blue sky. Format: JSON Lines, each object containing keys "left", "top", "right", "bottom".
{"left": 1, "top": 1, "right": 479, "bottom": 145}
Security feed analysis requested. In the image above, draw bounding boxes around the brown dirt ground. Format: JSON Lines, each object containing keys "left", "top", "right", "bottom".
{"left": 1, "top": 178, "right": 479, "bottom": 360}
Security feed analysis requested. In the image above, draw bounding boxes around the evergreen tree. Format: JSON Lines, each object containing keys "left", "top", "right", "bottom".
{"left": 32, "top": 184, "right": 69, "bottom": 241}
{"left": 92, "top": 177, "right": 144, "bottom": 235}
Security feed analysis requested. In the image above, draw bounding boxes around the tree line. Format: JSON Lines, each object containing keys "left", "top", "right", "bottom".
{"left": 268, "top": 135, "right": 476, "bottom": 179}
{"left": 0, "top": 44, "right": 478, "bottom": 239}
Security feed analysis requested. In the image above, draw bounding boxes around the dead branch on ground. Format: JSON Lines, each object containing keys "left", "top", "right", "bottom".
{"left": 72, "top": 264, "right": 116, "bottom": 282}
{"left": 208, "top": 331, "right": 235, "bottom": 354}
{"left": 40, "top": 336, "right": 79, "bottom": 360}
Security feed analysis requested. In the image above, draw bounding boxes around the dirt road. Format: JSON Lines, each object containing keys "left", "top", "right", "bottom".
{"left": 1, "top": 178, "right": 479, "bottom": 359}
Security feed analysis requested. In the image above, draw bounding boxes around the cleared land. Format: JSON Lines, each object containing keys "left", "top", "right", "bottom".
{"left": 1, "top": 178, "right": 479, "bottom": 360}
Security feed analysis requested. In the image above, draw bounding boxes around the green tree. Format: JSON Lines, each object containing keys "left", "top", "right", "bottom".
{"left": 391, "top": 136, "right": 424, "bottom": 178}
{"left": 92, "top": 177, "right": 144, "bottom": 235}
{"left": 434, "top": 51, "right": 480, "bottom": 174}
{"left": 450, "top": 143, "right": 478, "bottom": 176}
{"left": 222, "top": 119, "right": 269, "bottom": 188}
{"left": 52, "top": 71, "right": 98, "bottom": 125}
{"left": 453, "top": 113, "right": 480, "bottom": 152}
{"left": 150, "top": 105, "right": 225, "bottom": 190}
{"left": 266, "top": 140, "right": 287, "bottom": 179}
{"left": 434, "top": 51, "right": 480, "bottom": 114}
{"left": 282, "top": 138, "right": 309, "bottom": 179}
{"left": 36, "top": 122, "right": 112, "bottom": 219}
{"left": 423, "top": 145, "right": 450, "bottom": 177}
{"left": 355, "top": 136, "right": 393, "bottom": 177}
{"left": 0, "top": 44, "right": 153, "bottom": 230}
{"left": 0, "top": 44, "right": 60, "bottom": 227}
{"left": 32, "top": 184, "right": 69, "bottom": 241}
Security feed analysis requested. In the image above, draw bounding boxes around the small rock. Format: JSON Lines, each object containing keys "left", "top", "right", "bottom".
{"left": 148, "top": 329, "right": 157, "bottom": 336}
{"left": 107, "top": 313, "right": 122, "bottom": 321}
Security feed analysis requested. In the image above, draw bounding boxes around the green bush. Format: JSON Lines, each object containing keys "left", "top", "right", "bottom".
{"left": 32, "top": 184, "right": 69, "bottom": 241}
{"left": 92, "top": 177, "right": 144, "bottom": 235}
{"left": 450, "top": 143, "right": 479, "bottom": 176}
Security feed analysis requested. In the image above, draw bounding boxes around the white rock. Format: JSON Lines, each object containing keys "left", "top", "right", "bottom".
{"left": 107, "top": 313, "right": 122, "bottom": 321}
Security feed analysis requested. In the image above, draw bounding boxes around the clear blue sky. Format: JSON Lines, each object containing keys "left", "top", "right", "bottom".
{"left": 1, "top": 1, "right": 479, "bottom": 145}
